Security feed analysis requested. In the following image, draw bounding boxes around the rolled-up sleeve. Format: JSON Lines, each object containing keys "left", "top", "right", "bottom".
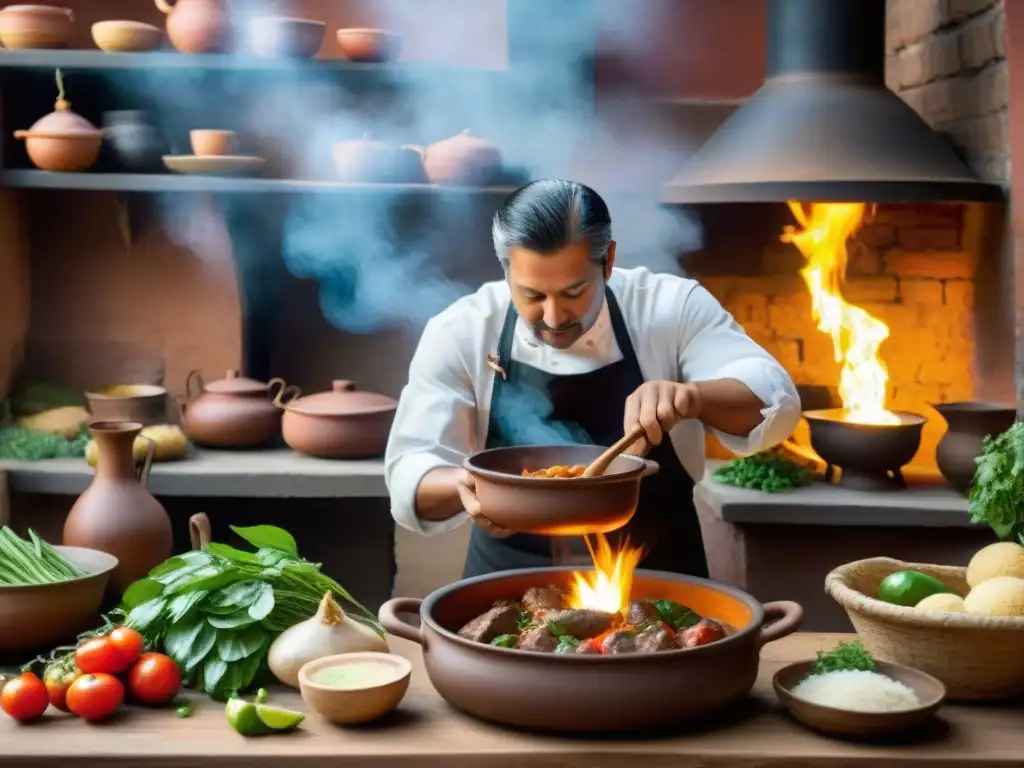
{"left": 677, "top": 284, "right": 801, "bottom": 455}
{"left": 384, "top": 316, "right": 477, "bottom": 535}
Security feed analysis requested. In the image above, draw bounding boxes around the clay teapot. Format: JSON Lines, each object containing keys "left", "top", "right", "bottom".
{"left": 154, "top": 0, "right": 229, "bottom": 54}
{"left": 933, "top": 401, "right": 1017, "bottom": 495}
{"left": 63, "top": 422, "right": 173, "bottom": 593}
{"left": 180, "top": 369, "right": 299, "bottom": 449}
{"left": 276, "top": 379, "right": 397, "bottom": 459}
{"left": 332, "top": 133, "right": 426, "bottom": 184}
{"left": 14, "top": 69, "right": 103, "bottom": 172}
{"left": 407, "top": 129, "right": 503, "bottom": 186}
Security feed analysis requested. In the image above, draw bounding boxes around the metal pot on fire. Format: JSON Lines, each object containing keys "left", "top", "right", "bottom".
{"left": 180, "top": 369, "right": 299, "bottom": 449}
{"left": 275, "top": 379, "right": 397, "bottom": 459}
{"left": 378, "top": 567, "right": 803, "bottom": 732}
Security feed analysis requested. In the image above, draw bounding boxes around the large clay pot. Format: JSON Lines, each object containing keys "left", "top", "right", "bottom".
{"left": 277, "top": 379, "right": 397, "bottom": 459}
{"left": 154, "top": 0, "right": 229, "bottom": 54}
{"left": 408, "top": 130, "right": 503, "bottom": 186}
{"left": 0, "top": 4, "right": 74, "bottom": 49}
{"left": 63, "top": 421, "right": 173, "bottom": 593}
{"left": 933, "top": 401, "right": 1017, "bottom": 495}
{"left": 180, "top": 369, "right": 298, "bottom": 448}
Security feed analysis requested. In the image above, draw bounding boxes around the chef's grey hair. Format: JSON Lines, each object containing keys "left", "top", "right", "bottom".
{"left": 492, "top": 179, "right": 612, "bottom": 269}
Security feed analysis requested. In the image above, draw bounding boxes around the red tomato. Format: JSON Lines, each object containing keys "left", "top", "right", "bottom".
{"left": 75, "top": 637, "right": 130, "bottom": 675}
{"left": 65, "top": 674, "right": 124, "bottom": 722}
{"left": 43, "top": 663, "right": 80, "bottom": 712}
{"left": 109, "top": 626, "right": 145, "bottom": 667}
{"left": 1, "top": 672, "right": 49, "bottom": 722}
{"left": 128, "top": 653, "right": 181, "bottom": 706}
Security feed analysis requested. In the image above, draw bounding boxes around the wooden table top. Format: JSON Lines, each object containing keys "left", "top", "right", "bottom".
{"left": 1, "top": 632, "right": 1021, "bottom": 767}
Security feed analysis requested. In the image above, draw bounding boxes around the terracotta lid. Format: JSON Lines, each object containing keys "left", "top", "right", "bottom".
{"left": 29, "top": 108, "right": 100, "bottom": 135}
{"left": 285, "top": 379, "right": 397, "bottom": 416}
{"left": 204, "top": 369, "right": 272, "bottom": 395}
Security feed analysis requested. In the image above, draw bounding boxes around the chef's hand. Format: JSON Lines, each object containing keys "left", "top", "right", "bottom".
{"left": 624, "top": 381, "right": 702, "bottom": 454}
{"left": 457, "top": 469, "right": 515, "bottom": 538}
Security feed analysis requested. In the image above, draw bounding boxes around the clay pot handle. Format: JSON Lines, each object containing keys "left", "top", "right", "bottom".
{"left": 640, "top": 459, "right": 660, "bottom": 478}
{"left": 756, "top": 601, "right": 804, "bottom": 649}
{"left": 377, "top": 597, "right": 424, "bottom": 645}
{"left": 189, "top": 512, "right": 212, "bottom": 551}
{"left": 272, "top": 385, "right": 301, "bottom": 408}
{"left": 13, "top": 131, "right": 30, "bottom": 140}
{"left": 65, "top": 8, "right": 74, "bottom": 21}
{"left": 185, "top": 369, "right": 204, "bottom": 401}
{"left": 267, "top": 377, "right": 287, "bottom": 400}
{"left": 154, "top": 0, "right": 175, "bottom": 15}
{"left": 137, "top": 434, "right": 157, "bottom": 488}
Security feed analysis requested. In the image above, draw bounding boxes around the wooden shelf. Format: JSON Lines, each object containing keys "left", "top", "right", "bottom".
{"left": 0, "top": 170, "right": 520, "bottom": 196}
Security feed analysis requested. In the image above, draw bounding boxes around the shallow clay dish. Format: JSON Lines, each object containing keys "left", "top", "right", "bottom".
{"left": 0, "top": 546, "right": 118, "bottom": 652}
{"left": 162, "top": 155, "right": 265, "bottom": 176}
{"left": 773, "top": 659, "right": 947, "bottom": 739}
{"left": 248, "top": 16, "right": 325, "bottom": 58}
{"left": 336, "top": 27, "right": 402, "bottom": 63}
{"left": 0, "top": 4, "right": 74, "bottom": 49}
{"left": 298, "top": 652, "right": 412, "bottom": 725}
{"left": 91, "top": 20, "right": 163, "bottom": 52}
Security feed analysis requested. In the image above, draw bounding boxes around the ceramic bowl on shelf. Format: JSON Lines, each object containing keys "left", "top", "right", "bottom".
{"left": 0, "top": 4, "right": 74, "bottom": 49}
{"left": 162, "top": 155, "right": 266, "bottom": 177}
{"left": 298, "top": 652, "right": 412, "bottom": 725}
{"left": 190, "top": 129, "right": 236, "bottom": 157}
{"left": 335, "top": 28, "right": 402, "bottom": 63}
{"left": 248, "top": 16, "right": 325, "bottom": 58}
{"left": 91, "top": 20, "right": 163, "bottom": 52}
{"left": 773, "top": 659, "right": 946, "bottom": 739}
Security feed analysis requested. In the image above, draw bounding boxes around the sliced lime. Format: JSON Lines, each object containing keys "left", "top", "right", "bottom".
{"left": 225, "top": 698, "right": 271, "bottom": 736}
{"left": 255, "top": 703, "right": 305, "bottom": 732}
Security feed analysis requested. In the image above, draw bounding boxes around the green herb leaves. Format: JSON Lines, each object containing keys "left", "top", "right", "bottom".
{"left": 810, "top": 640, "right": 875, "bottom": 676}
{"left": 969, "top": 420, "right": 1024, "bottom": 542}
{"left": 119, "top": 523, "right": 382, "bottom": 701}
{"left": 713, "top": 450, "right": 814, "bottom": 493}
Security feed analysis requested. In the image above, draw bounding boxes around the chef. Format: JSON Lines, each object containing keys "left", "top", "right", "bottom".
{"left": 385, "top": 179, "right": 801, "bottom": 579}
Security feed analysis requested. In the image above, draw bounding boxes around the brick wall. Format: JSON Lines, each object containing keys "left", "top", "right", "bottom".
{"left": 885, "top": 0, "right": 1009, "bottom": 183}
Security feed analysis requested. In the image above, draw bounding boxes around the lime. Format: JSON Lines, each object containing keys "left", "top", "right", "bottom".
{"left": 225, "top": 699, "right": 271, "bottom": 736}
{"left": 877, "top": 570, "right": 958, "bottom": 607}
{"left": 255, "top": 703, "right": 305, "bottom": 732}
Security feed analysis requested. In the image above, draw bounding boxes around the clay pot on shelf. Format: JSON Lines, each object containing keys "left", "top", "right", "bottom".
{"left": 277, "top": 380, "right": 397, "bottom": 459}
{"left": 14, "top": 70, "right": 104, "bottom": 172}
{"left": 407, "top": 130, "right": 503, "bottom": 186}
{"left": 335, "top": 28, "right": 402, "bottom": 63}
{"left": 332, "top": 134, "right": 426, "bottom": 184}
{"left": 932, "top": 401, "right": 1017, "bottom": 495}
{"left": 62, "top": 421, "right": 173, "bottom": 593}
{"left": 101, "top": 111, "right": 169, "bottom": 172}
{"left": 248, "top": 16, "right": 325, "bottom": 59}
{"left": 154, "top": 0, "right": 229, "bottom": 54}
{"left": 180, "top": 369, "right": 299, "bottom": 449}
{"left": 0, "top": 5, "right": 74, "bottom": 49}
{"left": 91, "top": 20, "right": 163, "bottom": 52}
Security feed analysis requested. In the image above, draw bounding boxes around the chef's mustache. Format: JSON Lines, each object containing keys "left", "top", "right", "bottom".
{"left": 534, "top": 319, "right": 580, "bottom": 334}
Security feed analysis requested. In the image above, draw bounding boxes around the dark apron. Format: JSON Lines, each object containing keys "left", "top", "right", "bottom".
{"left": 462, "top": 287, "right": 709, "bottom": 579}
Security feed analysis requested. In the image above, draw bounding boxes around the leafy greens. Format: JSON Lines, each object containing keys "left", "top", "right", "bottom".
{"left": 968, "top": 420, "right": 1024, "bottom": 543}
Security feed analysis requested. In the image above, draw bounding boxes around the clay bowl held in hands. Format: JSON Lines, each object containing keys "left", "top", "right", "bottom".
{"left": 91, "top": 20, "right": 163, "bottom": 52}
{"left": 379, "top": 568, "right": 803, "bottom": 732}
{"left": 773, "top": 659, "right": 946, "bottom": 739}
{"left": 336, "top": 27, "right": 402, "bottom": 63}
{"left": 0, "top": 546, "right": 118, "bottom": 652}
{"left": 464, "top": 444, "right": 659, "bottom": 536}
{"left": 0, "top": 4, "right": 74, "bottom": 49}
{"left": 248, "top": 16, "right": 325, "bottom": 58}
{"left": 299, "top": 652, "right": 412, "bottom": 725}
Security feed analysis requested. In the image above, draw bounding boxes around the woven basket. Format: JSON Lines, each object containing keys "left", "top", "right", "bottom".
{"left": 825, "top": 557, "right": 1024, "bottom": 701}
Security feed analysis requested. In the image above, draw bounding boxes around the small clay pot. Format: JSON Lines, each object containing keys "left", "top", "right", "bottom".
{"left": 190, "top": 129, "right": 235, "bottom": 156}
{"left": 332, "top": 134, "right": 426, "bottom": 184}
{"left": 154, "top": 0, "right": 229, "bottom": 54}
{"left": 91, "top": 20, "right": 163, "bottom": 53}
{"left": 408, "top": 130, "right": 503, "bottom": 186}
{"left": 102, "top": 110, "right": 169, "bottom": 172}
{"left": 0, "top": 4, "right": 74, "bottom": 49}
{"left": 932, "top": 401, "right": 1017, "bottom": 495}
{"left": 335, "top": 27, "right": 402, "bottom": 63}
{"left": 85, "top": 384, "right": 168, "bottom": 426}
{"left": 278, "top": 379, "right": 397, "bottom": 459}
{"left": 14, "top": 74, "right": 103, "bottom": 172}
{"left": 180, "top": 369, "right": 299, "bottom": 449}
{"left": 248, "top": 16, "right": 325, "bottom": 58}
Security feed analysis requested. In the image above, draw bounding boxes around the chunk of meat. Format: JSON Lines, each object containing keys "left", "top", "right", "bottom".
{"left": 517, "top": 625, "right": 560, "bottom": 653}
{"left": 627, "top": 600, "right": 661, "bottom": 626}
{"left": 457, "top": 601, "right": 521, "bottom": 643}
{"left": 679, "top": 618, "right": 728, "bottom": 649}
{"left": 545, "top": 609, "right": 615, "bottom": 639}
{"left": 522, "top": 586, "right": 566, "bottom": 615}
{"left": 635, "top": 623, "right": 678, "bottom": 652}
{"left": 601, "top": 630, "right": 639, "bottom": 654}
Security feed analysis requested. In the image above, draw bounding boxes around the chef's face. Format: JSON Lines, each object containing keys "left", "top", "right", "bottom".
{"left": 507, "top": 240, "right": 616, "bottom": 349}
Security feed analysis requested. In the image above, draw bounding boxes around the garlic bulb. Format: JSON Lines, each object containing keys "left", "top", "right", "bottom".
{"left": 268, "top": 591, "right": 389, "bottom": 688}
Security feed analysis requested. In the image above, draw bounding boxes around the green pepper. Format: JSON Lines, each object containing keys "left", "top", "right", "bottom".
{"left": 490, "top": 634, "right": 518, "bottom": 648}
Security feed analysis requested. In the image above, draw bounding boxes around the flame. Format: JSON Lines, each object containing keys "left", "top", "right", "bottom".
{"left": 781, "top": 202, "right": 899, "bottom": 426}
{"left": 567, "top": 534, "right": 645, "bottom": 614}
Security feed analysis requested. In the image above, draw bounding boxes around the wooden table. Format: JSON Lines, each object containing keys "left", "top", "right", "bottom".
{"left": 1, "top": 633, "right": 1021, "bottom": 767}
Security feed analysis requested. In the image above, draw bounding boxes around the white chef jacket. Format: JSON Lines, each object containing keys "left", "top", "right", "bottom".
{"left": 385, "top": 266, "right": 801, "bottom": 535}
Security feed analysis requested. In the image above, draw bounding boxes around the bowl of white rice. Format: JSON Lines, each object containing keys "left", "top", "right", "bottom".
{"left": 773, "top": 659, "right": 946, "bottom": 738}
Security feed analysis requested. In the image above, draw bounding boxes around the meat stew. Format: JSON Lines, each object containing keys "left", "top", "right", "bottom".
{"left": 457, "top": 584, "right": 729, "bottom": 655}
{"left": 521, "top": 465, "right": 587, "bottom": 478}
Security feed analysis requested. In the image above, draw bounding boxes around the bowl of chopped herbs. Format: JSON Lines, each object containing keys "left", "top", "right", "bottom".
{"left": 713, "top": 449, "right": 815, "bottom": 493}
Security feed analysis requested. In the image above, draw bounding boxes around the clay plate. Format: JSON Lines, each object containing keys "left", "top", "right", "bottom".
{"left": 773, "top": 659, "right": 946, "bottom": 739}
{"left": 162, "top": 155, "right": 266, "bottom": 177}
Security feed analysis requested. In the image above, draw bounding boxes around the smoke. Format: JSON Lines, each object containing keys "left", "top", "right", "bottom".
{"left": 492, "top": 382, "right": 592, "bottom": 446}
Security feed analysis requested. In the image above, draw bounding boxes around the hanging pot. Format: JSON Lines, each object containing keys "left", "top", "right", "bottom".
{"left": 180, "top": 369, "right": 299, "bottom": 449}
{"left": 154, "top": 0, "right": 229, "bottom": 54}
{"left": 932, "top": 401, "right": 1017, "bottom": 495}
{"left": 406, "top": 129, "right": 503, "bottom": 186}
{"left": 276, "top": 379, "right": 397, "bottom": 459}
{"left": 14, "top": 70, "right": 103, "bottom": 172}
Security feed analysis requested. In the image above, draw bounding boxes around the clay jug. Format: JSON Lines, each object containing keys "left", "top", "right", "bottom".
{"left": 154, "top": 0, "right": 229, "bottom": 54}
{"left": 933, "top": 401, "right": 1017, "bottom": 496}
{"left": 63, "top": 421, "right": 173, "bottom": 592}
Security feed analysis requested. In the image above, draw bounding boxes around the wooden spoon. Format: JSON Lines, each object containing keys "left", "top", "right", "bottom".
{"left": 582, "top": 424, "right": 647, "bottom": 478}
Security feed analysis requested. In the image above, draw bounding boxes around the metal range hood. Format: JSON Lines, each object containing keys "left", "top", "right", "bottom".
{"left": 662, "top": 0, "right": 1004, "bottom": 204}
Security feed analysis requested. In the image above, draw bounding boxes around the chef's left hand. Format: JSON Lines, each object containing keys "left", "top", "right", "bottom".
{"left": 623, "top": 381, "right": 702, "bottom": 454}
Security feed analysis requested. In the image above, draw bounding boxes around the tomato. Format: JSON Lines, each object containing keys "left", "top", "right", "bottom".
{"left": 75, "top": 636, "right": 129, "bottom": 675}
{"left": 65, "top": 673, "right": 124, "bottom": 721}
{"left": 109, "top": 626, "right": 145, "bottom": 667}
{"left": 128, "top": 653, "right": 181, "bottom": 706}
{"left": 43, "top": 662, "right": 80, "bottom": 712}
{"left": 1, "top": 672, "right": 49, "bottom": 722}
